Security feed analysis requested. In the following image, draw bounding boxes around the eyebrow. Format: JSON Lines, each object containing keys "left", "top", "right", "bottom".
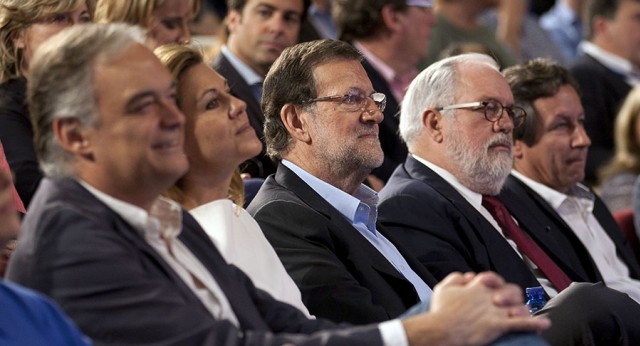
{"left": 125, "top": 82, "right": 176, "bottom": 109}
{"left": 198, "top": 88, "right": 220, "bottom": 103}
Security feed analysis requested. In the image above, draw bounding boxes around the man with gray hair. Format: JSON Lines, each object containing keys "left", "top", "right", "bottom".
{"left": 5, "top": 23, "right": 547, "bottom": 346}
{"left": 378, "top": 52, "right": 640, "bottom": 344}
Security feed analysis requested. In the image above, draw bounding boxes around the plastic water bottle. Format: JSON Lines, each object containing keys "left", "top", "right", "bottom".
{"left": 525, "top": 286, "right": 546, "bottom": 314}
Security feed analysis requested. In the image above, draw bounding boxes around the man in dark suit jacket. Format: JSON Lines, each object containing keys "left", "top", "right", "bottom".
{"left": 378, "top": 52, "right": 640, "bottom": 344}
{"left": 211, "top": 0, "right": 307, "bottom": 178}
{"left": 7, "top": 23, "right": 548, "bottom": 346}
{"left": 247, "top": 37, "right": 551, "bottom": 344}
{"left": 504, "top": 58, "right": 640, "bottom": 301}
{"left": 332, "top": 0, "right": 436, "bottom": 184}
{"left": 568, "top": 0, "right": 640, "bottom": 184}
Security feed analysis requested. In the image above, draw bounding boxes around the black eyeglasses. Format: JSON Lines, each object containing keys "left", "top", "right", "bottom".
{"left": 436, "top": 100, "right": 527, "bottom": 128}
{"left": 305, "top": 91, "right": 387, "bottom": 113}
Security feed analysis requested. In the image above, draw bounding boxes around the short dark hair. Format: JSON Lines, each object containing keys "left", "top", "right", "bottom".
{"left": 584, "top": 0, "right": 640, "bottom": 40}
{"left": 503, "top": 58, "right": 581, "bottom": 146}
{"left": 226, "top": 0, "right": 310, "bottom": 20}
{"left": 262, "top": 39, "right": 362, "bottom": 160}
{"left": 332, "top": 0, "right": 407, "bottom": 42}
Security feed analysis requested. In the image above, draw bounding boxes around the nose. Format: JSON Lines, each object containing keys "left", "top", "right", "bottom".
{"left": 178, "top": 21, "right": 191, "bottom": 44}
{"left": 160, "top": 98, "right": 185, "bottom": 129}
{"left": 229, "top": 94, "right": 247, "bottom": 119}
{"left": 572, "top": 124, "right": 591, "bottom": 148}
{"left": 493, "top": 110, "right": 514, "bottom": 133}
{"left": 362, "top": 105, "right": 384, "bottom": 124}
{"left": 267, "top": 14, "right": 287, "bottom": 34}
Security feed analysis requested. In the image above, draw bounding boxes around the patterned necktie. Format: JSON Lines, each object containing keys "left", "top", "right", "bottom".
{"left": 482, "top": 195, "right": 572, "bottom": 292}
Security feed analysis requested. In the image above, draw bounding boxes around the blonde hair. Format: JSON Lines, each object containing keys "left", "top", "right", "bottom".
{"left": 0, "top": 0, "right": 87, "bottom": 83}
{"left": 599, "top": 86, "right": 640, "bottom": 182}
{"left": 94, "top": 0, "right": 199, "bottom": 28}
{"left": 154, "top": 44, "right": 245, "bottom": 208}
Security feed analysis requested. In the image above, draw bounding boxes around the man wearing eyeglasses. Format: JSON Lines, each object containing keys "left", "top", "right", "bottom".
{"left": 378, "top": 52, "right": 640, "bottom": 344}
{"left": 331, "top": 0, "right": 436, "bottom": 187}
{"left": 247, "top": 39, "right": 552, "bottom": 345}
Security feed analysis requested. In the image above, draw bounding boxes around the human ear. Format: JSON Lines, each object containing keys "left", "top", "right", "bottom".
{"left": 280, "top": 104, "right": 311, "bottom": 144}
{"left": 53, "top": 117, "right": 93, "bottom": 158}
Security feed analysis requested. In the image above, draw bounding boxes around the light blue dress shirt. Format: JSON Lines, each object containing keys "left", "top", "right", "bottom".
{"left": 282, "top": 160, "right": 432, "bottom": 303}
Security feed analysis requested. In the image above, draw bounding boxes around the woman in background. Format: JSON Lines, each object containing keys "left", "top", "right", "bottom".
{"left": 0, "top": 0, "right": 91, "bottom": 208}
{"left": 599, "top": 87, "right": 640, "bottom": 212}
{"left": 155, "top": 44, "right": 310, "bottom": 316}
{"left": 94, "top": 0, "right": 197, "bottom": 47}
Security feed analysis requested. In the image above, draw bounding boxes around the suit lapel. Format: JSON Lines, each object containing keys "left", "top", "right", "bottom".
{"left": 500, "top": 176, "right": 601, "bottom": 282}
{"left": 274, "top": 164, "right": 424, "bottom": 288}
{"left": 403, "top": 157, "right": 541, "bottom": 287}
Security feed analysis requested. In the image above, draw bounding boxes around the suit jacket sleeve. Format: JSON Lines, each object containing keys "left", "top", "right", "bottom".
{"left": 11, "top": 200, "right": 382, "bottom": 346}
{"left": 378, "top": 190, "right": 479, "bottom": 280}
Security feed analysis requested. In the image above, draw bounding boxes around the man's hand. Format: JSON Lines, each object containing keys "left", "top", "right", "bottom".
{"left": 402, "top": 271, "right": 551, "bottom": 345}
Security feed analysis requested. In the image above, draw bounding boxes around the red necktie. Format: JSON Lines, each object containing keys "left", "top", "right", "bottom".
{"left": 482, "top": 195, "right": 572, "bottom": 292}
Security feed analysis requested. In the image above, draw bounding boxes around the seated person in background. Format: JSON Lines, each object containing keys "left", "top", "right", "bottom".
{"left": 0, "top": 0, "right": 92, "bottom": 208}
{"left": 6, "top": 23, "right": 549, "bottom": 346}
{"left": 210, "top": 0, "right": 308, "bottom": 178}
{"left": 598, "top": 86, "right": 640, "bottom": 212}
{"left": 331, "top": 0, "right": 436, "bottom": 185}
{"left": 378, "top": 52, "right": 640, "bottom": 345}
{"left": 569, "top": 0, "right": 640, "bottom": 185}
{"left": 539, "top": 0, "right": 584, "bottom": 65}
{"left": 0, "top": 169, "right": 90, "bottom": 346}
{"left": 419, "top": 0, "right": 517, "bottom": 70}
{"left": 155, "top": 44, "right": 310, "bottom": 315}
{"left": 93, "top": 0, "right": 196, "bottom": 47}
{"left": 501, "top": 58, "right": 640, "bottom": 302}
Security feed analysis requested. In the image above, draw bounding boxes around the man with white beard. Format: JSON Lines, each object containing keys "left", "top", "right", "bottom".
{"left": 378, "top": 52, "right": 640, "bottom": 345}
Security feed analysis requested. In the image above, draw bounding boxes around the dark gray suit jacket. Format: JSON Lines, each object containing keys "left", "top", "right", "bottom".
{"left": 378, "top": 156, "right": 595, "bottom": 290}
{"left": 211, "top": 53, "right": 276, "bottom": 178}
{"left": 7, "top": 177, "right": 383, "bottom": 346}
{"left": 247, "top": 164, "right": 438, "bottom": 324}
{"left": 500, "top": 175, "right": 640, "bottom": 280}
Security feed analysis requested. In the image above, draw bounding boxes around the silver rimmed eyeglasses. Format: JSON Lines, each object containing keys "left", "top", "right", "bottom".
{"left": 436, "top": 100, "right": 527, "bottom": 128}
{"left": 305, "top": 90, "right": 387, "bottom": 113}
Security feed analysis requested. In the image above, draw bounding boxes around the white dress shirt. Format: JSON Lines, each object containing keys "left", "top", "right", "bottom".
{"left": 79, "top": 180, "right": 240, "bottom": 325}
{"left": 512, "top": 171, "right": 640, "bottom": 303}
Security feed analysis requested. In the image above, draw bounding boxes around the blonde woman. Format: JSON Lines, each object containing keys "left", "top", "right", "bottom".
{"left": 599, "top": 86, "right": 640, "bottom": 212}
{"left": 155, "top": 44, "right": 311, "bottom": 316}
{"left": 94, "top": 0, "right": 198, "bottom": 47}
{"left": 0, "top": 0, "right": 91, "bottom": 208}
